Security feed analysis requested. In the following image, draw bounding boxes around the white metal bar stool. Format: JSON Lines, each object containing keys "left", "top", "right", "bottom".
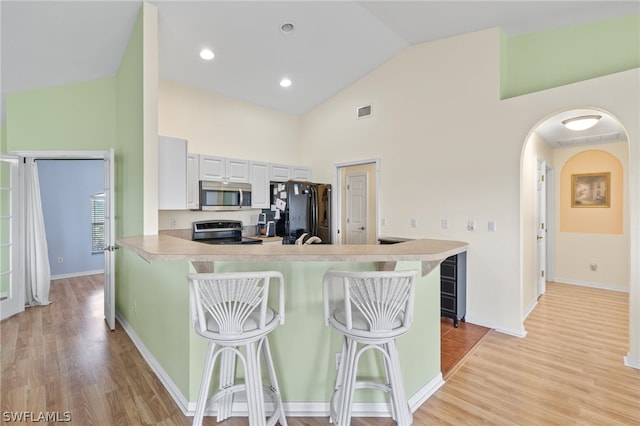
{"left": 188, "top": 271, "right": 288, "bottom": 426}
{"left": 322, "top": 269, "right": 419, "bottom": 426}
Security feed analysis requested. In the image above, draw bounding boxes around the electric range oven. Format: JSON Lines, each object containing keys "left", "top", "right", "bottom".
{"left": 192, "top": 220, "right": 262, "bottom": 245}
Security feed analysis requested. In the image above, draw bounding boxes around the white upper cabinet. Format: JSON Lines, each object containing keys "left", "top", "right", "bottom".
{"left": 187, "top": 153, "right": 199, "bottom": 210}
{"left": 200, "top": 155, "right": 249, "bottom": 183}
{"left": 158, "top": 136, "right": 187, "bottom": 210}
{"left": 292, "top": 166, "right": 312, "bottom": 181}
{"left": 269, "top": 163, "right": 291, "bottom": 182}
{"left": 270, "top": 163, "right": 312, "bottom": 182}
{"left": 226, "top": 158, "right": 250, "bottom": 183}
{"left": 250, "top": 161, "right": 270, "bottom": 209}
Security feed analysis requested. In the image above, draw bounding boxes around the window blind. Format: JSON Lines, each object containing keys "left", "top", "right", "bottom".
{"left": 90, "top": 193, "right": 105, "bottom": 254}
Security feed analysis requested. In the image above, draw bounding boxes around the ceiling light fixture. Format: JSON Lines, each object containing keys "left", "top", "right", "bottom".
{"left": 280, "top": 22, "right": 295, "bottom": 33}
{"left": 562, "top": 115, "right": 601, "bottom": 131}
{"left": 280, "top": 78, "right": 292, "bottom": 88}
{"left": 199, "top": 48, "right": 215, "bottom": 61}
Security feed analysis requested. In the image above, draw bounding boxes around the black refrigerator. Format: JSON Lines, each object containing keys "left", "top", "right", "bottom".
{"left": 268, "top": 181, "right": 332, "bottom": 244}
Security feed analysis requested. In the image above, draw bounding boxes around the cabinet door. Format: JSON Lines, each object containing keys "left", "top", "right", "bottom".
{"left": 250, "top": 161, "right": 270, "bottom": 209}
{"left": 199, "top": 155, "right": 226, "bottom": 181}
{"left": 158, "top": 136, "right": 187, "bottom": 210}
{"left": 292, "top": 167, "right": 312, "bottom": 181}
{"left": 226, "top": 158, "right": 249, "bottom": 183}
{"left": 269, "top": 164, "right": 291, "bottom": 182}
{"left": 187, "top": 153, "right": 199, "bottom": 209}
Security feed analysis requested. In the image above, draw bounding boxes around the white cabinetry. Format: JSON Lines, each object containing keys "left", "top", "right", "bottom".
{"left": 292, "top": 166, "right": 312, "bottom": 181}
{"left": 250, "top": 161, "right": 270, "bottom": 209}
{"left": 187, "top": 153, "right": 199, "bottom": 210}
{"left": 200, "top": 155, "right": 249, "bottom": 183}
{"left": 158, "top": 136, "right": 187, "bottom": 210}
{"left": 269, "top": 164, "right": 312, "bottom": 182}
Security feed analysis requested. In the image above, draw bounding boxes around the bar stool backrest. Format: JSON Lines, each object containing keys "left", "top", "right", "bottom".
{"left": 189, "top": 271, "right": 285, "bottom": 338}
{"left": 323, "top": 269, "right": 418, "bottom": 334}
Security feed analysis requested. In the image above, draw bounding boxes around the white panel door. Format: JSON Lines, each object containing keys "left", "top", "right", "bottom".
{"left": 346, "top": 173, "right": 367, "bottom": 244}
{"left": 104, "top": 149, "right": 116, "bottom": 330}
{"left": 0, "top": 154, "right": 24, "bottom": 320}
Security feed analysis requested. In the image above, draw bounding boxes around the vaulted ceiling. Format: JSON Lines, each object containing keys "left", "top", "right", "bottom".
{"left": 2, "top": 1, "right": 637, "bottom": 143}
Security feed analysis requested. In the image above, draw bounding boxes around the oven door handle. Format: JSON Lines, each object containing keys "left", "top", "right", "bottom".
{"left": 238, "top": 187, "right": 243, "bottom": 208}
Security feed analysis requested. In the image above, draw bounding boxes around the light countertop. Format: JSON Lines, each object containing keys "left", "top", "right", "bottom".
{"left": 117, "top": 234, "right": 468, "bottom": 275}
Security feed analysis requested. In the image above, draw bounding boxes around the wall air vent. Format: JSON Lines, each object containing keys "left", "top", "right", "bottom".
{"left": 356, "top": 105, "right": 372, "bottom": 119}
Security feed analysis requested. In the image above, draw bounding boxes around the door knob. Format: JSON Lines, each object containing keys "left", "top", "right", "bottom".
{"left": 359, "top": 227, "right": 365, "bottom": 230}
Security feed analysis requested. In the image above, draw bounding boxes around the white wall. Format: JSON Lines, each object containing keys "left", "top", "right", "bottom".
{"left": 154, "top": 28, "right": 640, "bottom": 365}
{"left": 158, "top": 79, "right": 302, "bottom": 162}
{"left": 299, "top": 27, "right": 640, "bottom": 344}
{"left": 552, "top": 141, "right": 629, "bottom": 290}
{"left": 157, "top": 79, "right": 304, "bottom": 230}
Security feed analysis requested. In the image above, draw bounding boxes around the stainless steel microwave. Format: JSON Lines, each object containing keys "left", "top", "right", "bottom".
{"left": 199, "top": 181, "right": 252, "bottom": 211}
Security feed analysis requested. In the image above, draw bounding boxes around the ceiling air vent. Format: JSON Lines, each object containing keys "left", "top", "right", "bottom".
{"left": 356, "top": 105, "right": 372, "bottom": 119}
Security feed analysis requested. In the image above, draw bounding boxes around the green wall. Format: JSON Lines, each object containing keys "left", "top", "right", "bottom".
{"left": 1, "top": 126, "right": 6, "bottom": 152}
{"left": 190, "top": 261, "right": 441, "bottom": 404}
{"left": 115, "top": 5, "right": 144, "bottom": 240}
{"left": 502, "top": 13, "right": 640, "bottom": 98}
{"left": 6, "top": 78, "right": 117, "bottom": 151}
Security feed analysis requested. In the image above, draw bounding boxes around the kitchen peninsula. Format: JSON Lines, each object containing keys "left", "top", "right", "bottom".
{"left": 116, "top": 234, "right": 468, "bottom": 416}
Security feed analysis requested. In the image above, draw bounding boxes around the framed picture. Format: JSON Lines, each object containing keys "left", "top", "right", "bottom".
{"left": 571, "top": 172, "right": 610, "bottom": 208}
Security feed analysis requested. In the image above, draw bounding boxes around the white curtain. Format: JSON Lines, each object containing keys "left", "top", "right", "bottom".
{"left": 25, "top": 159, "right": 51, "bottom": 306}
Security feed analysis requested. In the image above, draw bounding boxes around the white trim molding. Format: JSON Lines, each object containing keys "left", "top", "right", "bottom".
{"left": 552, "top": 278, "right": 629, "bottom": 293}
{"left": 51, "top": 269, "right": 104, "bottom": 280}
{"left": 115, "top": 312, "right": 191, "bottom": 415}
{"left": 623, "top": 354, "right": 640, "bottom": 370}
{"left": 116, "top": 310, "right": 444, "bottom": 418}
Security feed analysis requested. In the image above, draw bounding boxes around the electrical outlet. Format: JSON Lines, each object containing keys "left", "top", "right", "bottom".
{"left": 57, "top": 257, "right": 64, "bottom": 264}
{"left": 411, "top": 218, "right": 417, "bottom": 228}
{"left": 382, "top": 217, "right": 387, "bottom": 226}
{"left": 590, "top": 263, "right": 598, "bottom": 272}
{"left": 170, "top": 218, "right": 177, "bottom": 229}
{"left": 467, "top": 220, "right": 476, "bottom": 231}
{"left": 441, "top": 219, "right": 449, "bottom": 229}
{"left": 488, "top": 220, "right": 497, "bottom": 232}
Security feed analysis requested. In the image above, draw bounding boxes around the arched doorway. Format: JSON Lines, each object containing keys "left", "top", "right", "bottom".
{"left": 520, "top": 107, "right": 632, "bottom": 361}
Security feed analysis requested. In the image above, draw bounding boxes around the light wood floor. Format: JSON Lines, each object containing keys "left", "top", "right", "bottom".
{"left": 2, "top": 277, "right": 638, "bottom": 425}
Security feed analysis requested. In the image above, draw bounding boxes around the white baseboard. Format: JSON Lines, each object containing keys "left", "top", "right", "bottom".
{"left": 115, "top": 312, "right": 191, "bottom": 415}
{"left": 116, "top": 311, "right": 444, "bottom": 418}
{"left": 408, "top": 373, "right": 445, "bottom": 412}
{"left": 552, "top": 278, "right": 629, "bottom": 293}
{"left": 624, "top": 353, "right": 640, "bottom": 370}
{"left": 51, "top": 269, "right": 104, "bottom": 280}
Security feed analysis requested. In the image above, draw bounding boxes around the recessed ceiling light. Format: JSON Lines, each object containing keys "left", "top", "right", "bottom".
{"left": 199, "top": 48, "right": 215, "bottom": 61}
{"left": 280, "top": 22, "right": 295, "bottom": 33}
{"left": 562, "top": 115, "right": 601, "bottom": 131}
{"left": 280, "top": 78, "right": 292, "bottom": 88}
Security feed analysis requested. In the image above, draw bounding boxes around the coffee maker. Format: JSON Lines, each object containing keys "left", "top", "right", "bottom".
{"left": 256, "top": 213, "right": 267, "bottom": 236}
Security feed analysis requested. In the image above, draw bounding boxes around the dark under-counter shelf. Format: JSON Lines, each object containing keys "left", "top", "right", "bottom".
{"left": 441, "top": 252, "right": 467, "bottom": 327}
{"left": 378, "top": 236, "right": 467, "bottom": 327}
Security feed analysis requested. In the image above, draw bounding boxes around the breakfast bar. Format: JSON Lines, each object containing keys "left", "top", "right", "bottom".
{"left": 116, "top": 235, "right": 467, "bottom": 417}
